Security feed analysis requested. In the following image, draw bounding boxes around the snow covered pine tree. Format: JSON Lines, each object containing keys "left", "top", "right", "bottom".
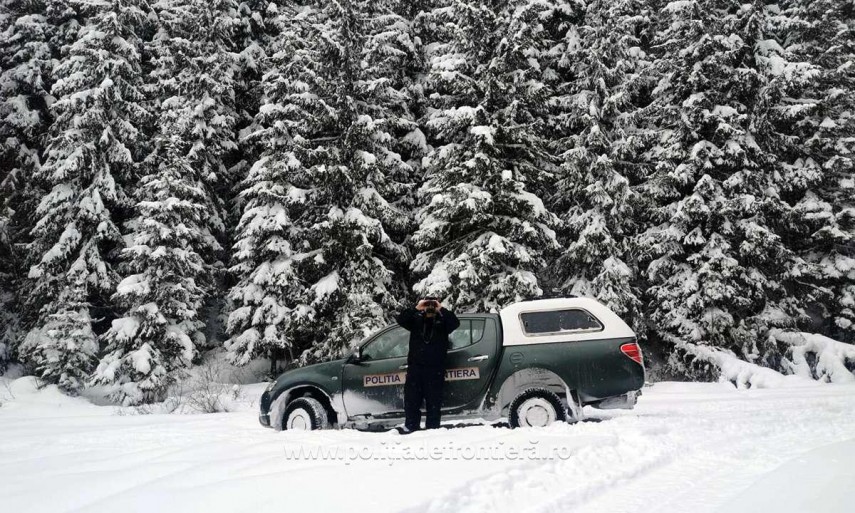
{"left": 767, "top": 0, "right": 855, "bottom": 344}
{"left": 227, "top": 0, "right": 411, "bottom": 370}
{"left": 93, "top": 0, "right": 240, "bottom": 404}
{"left": 411, "top": 0, "right": 560, "bottom": 312}
{"left": 547, "top": 0, "right": 652, "bottom": 332}
{"left": 0, "top": 0, "right": 59, "bottom": 369}
{"left": 1, "top": 0, "right": 851, "bottom": 393}
{"left": 20, "top": 0, "right": 149, "bottom": 393}
{"left": 639, "top": 1, "right": 806, "bottom": 376}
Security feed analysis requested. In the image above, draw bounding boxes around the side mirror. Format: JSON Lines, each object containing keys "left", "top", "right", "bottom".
{"left": 348, "top": 347, "right": 362, "bottom": 364}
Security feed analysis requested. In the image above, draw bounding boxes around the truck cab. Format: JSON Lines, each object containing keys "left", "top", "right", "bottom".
{"left": 259, "top": 297, "right": 645, "bottom": 430}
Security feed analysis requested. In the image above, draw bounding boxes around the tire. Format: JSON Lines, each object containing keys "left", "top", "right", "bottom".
{"left": 508, "top": 388, "right": 567, "bottom": 428}
{"left": 282, "top": 397, "right": 330, "bottom": 431}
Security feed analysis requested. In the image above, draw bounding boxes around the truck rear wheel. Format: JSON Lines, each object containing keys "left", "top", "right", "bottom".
{"left": 282, "top": 397, "right": 330, "bottom": 431}
{"left": 509, "top": 388, "right": 567, "bottom": 428}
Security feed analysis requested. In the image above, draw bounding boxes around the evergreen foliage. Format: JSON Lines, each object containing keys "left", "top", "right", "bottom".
{"left": 771, "top": 0, "right": 855, "bottom": 344}
{"left": 19, "top": 0, "right": 149, "bottom": 392}
{"left": 0, "top": 0, "right": 851, "bottom": 393}
{"left": 639, "top": 1, "right": 805, "bottom": 375}
{"left": 411, "top": 0, "right": 561, "bottom": 312}
{"left": 547, "top": 0, "right": 652, "bottom": 330}
{"left": 92, "top": 0, "right": 240, "bottom": 404}
{"left": 227, "top": 0, "right": 412, "bottom": 368}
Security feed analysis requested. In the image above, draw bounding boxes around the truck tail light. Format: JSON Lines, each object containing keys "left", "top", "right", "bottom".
{"left": 621, "top": 342, "right": 643, "bottom": 365}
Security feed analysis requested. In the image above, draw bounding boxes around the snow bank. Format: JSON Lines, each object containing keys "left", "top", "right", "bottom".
{"left": 1, "top": 350, "right": 270, "bottom": 416}
{"left": 117, "top": 351, "right": 270, "bottom": 415}
{"left": 0, "top": 376, "right": 106, "bottom": 416}
{"left": 682, "top": 343, "right": 818, "bottom": 389}
{"left": 678, "top": 331, "right": 855, "bottom": 389}
{"left": 770, "top": 331, "right": 855, "bottom": 384}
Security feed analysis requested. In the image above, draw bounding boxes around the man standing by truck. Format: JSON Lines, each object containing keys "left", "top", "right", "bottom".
{"left": 395, "top": 297, "right": 460, "bottom": 433}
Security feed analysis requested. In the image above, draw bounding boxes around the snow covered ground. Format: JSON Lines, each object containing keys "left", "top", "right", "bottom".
{"left": 1, "top": 377, "right": 854, "bottom": 513}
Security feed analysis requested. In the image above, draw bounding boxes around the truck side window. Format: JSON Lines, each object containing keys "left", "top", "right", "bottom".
{"left": 362, "top": 327, "right": 410, "bottom": 360}
{"left": 520, "top": 309, "right": 603, "bottom": 335}
{"left": 449, "top": 319, "right": 486, "bottom": 350}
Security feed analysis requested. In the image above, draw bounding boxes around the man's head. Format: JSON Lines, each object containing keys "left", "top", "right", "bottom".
{"left": 420, "top": 296, "right": 441, "bottom": 317}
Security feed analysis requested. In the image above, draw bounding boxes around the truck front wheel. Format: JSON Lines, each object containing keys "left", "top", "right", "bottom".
{"left": 282, "top": 397, "right": 330, "bottom": 431}
{"left": 508, "top": 388, "right": 567, "bottom": 428}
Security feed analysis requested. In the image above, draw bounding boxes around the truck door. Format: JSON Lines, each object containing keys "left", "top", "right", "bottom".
{"left": 441, "top": 317, "right": 500, "bottom": 411}
{"left": 342, "top": 326, "right": 409, "bottom": 418}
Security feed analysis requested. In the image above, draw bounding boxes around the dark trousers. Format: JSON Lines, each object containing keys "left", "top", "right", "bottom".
{"left": 404, "top": 365, "right": 445, "bottom": 430}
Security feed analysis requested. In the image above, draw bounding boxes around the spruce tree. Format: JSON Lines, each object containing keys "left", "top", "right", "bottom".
{"left": 306, "top": 0, "right": 411, "bottom": 360}
{"left": 639, "top": 1, "right": 799, "bottom": 375}
{"left": 0, "top": 1, "right": 51, "bottom": 368}
{"left": 233, "top": 0, "right": 272, "bottom": 172}
{"left": 410, "top": 0, "right": 560, "bottom": 312}
{"left": 20, "top": 0, "right": 149, "bottom": 392}
{"left": 227, "top": 1, "right": 311, "bottom": 369}
{"left": 547, "top": 0, "right": 652, "bottom": 329}
{"left": 354, "top": 0, "right": 420, "bottom": 304}
{"left": 0, "top": 214, "right": 12, "bottom": 369}
{"left": 92, "top": 164, "right": 211, "bottom": 404}
{"left": 0, "top": 139, "right": 13, "bottom": 369}
{"left": 227, "top": 0, "right": 410, "bottom": 367}
{"left": 1, "top": 1, "right": 86, "bottom": 371}
{"left": 92, "top": 0, "right": 238, "bottom": 403}
{"left": 770, "top": 0, "right": 855, "bottom": 344}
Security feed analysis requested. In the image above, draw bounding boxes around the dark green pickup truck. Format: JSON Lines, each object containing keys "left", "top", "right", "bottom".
{"left": 259, "top": 297, "right": 645, "bottom": 430}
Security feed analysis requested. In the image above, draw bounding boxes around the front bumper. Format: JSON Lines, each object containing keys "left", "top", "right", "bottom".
{"left": 259, "top": 389, "right": 273, "bottom": 428}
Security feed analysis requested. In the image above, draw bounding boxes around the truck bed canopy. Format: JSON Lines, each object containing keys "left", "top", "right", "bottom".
{"left": 499, "top": 297, "right": 635, "bottom": 347}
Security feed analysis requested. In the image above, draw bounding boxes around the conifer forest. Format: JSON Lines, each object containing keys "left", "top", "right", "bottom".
{"left": 0, "top": 0, "right": 852, "bottom": 404}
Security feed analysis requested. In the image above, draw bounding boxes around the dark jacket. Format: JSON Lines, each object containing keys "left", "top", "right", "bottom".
{"left": 396, "top": 307, "right": 460, "bottom": 367}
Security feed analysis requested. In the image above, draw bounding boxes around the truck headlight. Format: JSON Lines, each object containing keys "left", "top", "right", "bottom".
{"left": 265, "top": 380, "right": 275, "bottom": 392}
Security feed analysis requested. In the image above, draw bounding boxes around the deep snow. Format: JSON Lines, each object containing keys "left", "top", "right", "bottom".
{"left": 1, "top": 377, "right": 854, "bottom": 513}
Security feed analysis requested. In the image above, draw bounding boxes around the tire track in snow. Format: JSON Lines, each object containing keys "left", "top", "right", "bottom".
{"left": 400, "top": 422, "right": 676, "bottom": 513}
{"left": 566, "top": 389, "right": 855, "bottom": 513}
{"left": 402, "top": 384, "right": 855, "bottom": 513}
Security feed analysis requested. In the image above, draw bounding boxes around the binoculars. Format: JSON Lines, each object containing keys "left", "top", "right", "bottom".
{"left": 421, "top": 296, "right": 440, "bottom": 312}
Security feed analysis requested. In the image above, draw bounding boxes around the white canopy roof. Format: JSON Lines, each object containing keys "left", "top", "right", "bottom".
{"left": 498, "top": 297, "right": 635, "bottom": 346}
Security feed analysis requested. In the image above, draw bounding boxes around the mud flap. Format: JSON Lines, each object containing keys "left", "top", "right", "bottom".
{"left": 563, "top": 385, "right": 585, "bottom": 422}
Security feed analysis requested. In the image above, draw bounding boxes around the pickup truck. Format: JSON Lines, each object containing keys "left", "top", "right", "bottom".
{"left": 259, "top": 297, "right": 645, "bottom": 430}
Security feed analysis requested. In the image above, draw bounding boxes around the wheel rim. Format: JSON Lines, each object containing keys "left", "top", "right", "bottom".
{"left": 286, "top": 409, "right": 313, "bottom": 430}
{"left": 518, "top": 397, "right": 557, "bottom": 427}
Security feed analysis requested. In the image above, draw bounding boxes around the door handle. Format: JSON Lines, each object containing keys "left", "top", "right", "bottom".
{"left": 468, "top": 355, "right": 489, "bottom": 362}
{"left": 399, "top": 364, "right": 408, "bottom": 370}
